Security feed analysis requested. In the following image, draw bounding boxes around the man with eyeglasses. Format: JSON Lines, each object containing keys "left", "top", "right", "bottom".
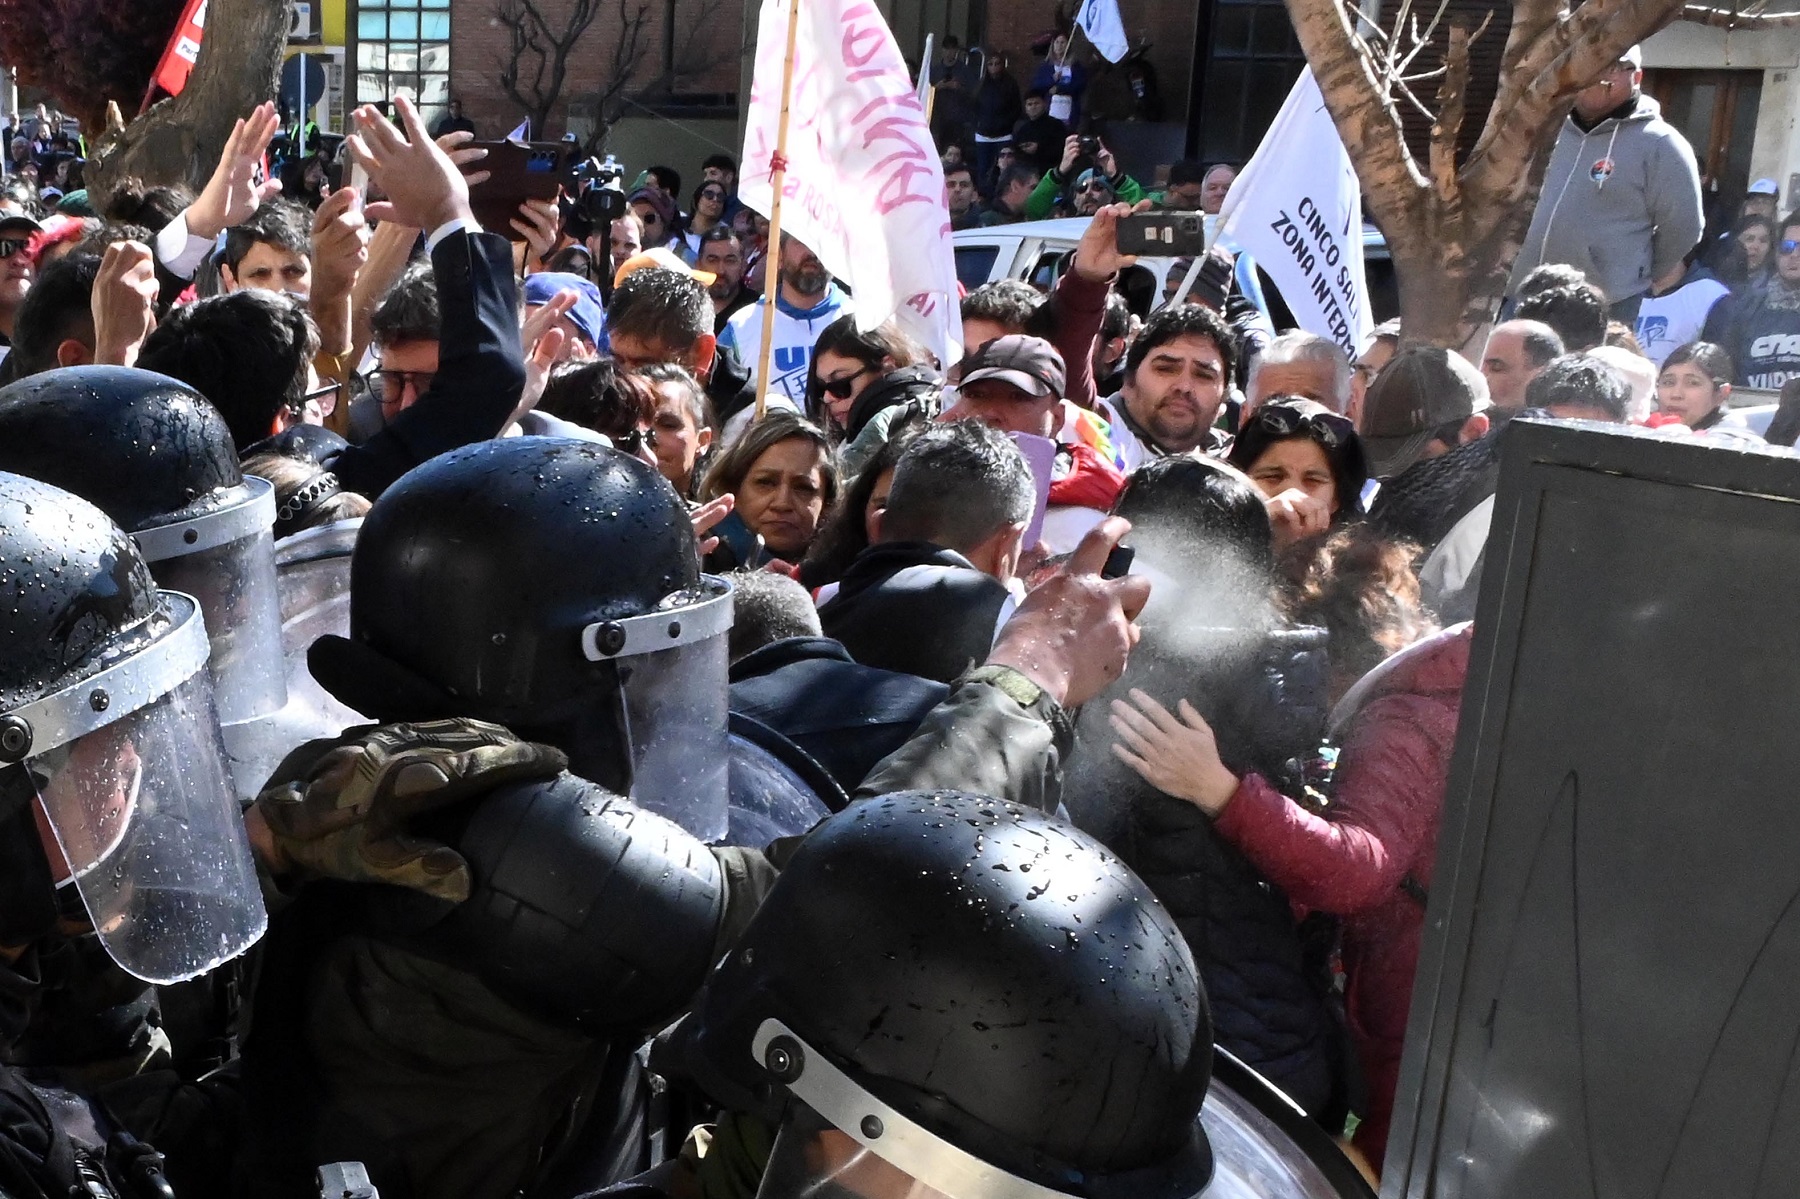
{"left": 1510, "top": 43, "right": 1703, "bottom": 324}
{"left": 1703, "top": 210, "right": 1800, "bottom": 389}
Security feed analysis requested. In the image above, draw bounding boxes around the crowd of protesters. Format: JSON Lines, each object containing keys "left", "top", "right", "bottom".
{"left": 0, "top": 28, "right": 1794, "bottom": 1199}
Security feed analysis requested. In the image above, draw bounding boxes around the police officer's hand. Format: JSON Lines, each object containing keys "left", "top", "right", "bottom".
{"left": 248, "top": 718, "right": 567, "bottom": 902}
{"left": 985, "top": 517, "right": 1150, "bottom": 708}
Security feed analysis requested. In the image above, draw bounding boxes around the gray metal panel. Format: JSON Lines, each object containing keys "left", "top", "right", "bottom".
{"left": 1387, "top": 419, "right": 1800, "bottom": 1199}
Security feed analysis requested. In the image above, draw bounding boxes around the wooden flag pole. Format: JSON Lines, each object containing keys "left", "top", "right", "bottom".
{"left": 753, "top": 0, "right": 804, "bottom": 423}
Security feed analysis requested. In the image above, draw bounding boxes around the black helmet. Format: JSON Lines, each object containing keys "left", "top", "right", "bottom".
{"left": 310, "top": 437, "right": 736, "bottom": 839}
{"left": 0, "top": 366, "right": 288, "bottom": 729}
{"left": 683, "top": 791, "right": 1215, "bottom": 1198}
{"left": 0, "top": 472, "right": 266, "bottom": 983}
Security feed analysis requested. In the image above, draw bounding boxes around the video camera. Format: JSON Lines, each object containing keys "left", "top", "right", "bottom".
{"left": 572, "top": 154, "right": 627, "bottom": 226}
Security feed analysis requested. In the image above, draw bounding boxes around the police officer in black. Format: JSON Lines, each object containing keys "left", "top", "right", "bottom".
{"left": 238, "top": 434, "right": 1153, "bottom": 1199}
{"left": 0, "top": 367, "right": 293, "bottom": 795}
{"left": 0, "top": 470, "right": 271, "bottom": 1198}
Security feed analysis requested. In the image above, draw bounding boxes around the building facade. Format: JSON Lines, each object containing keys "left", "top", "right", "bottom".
{"left": 286, "top": 0, "right": 1800, "bottom": 221}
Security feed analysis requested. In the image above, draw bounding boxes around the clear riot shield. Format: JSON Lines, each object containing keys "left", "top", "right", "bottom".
{"left": 217, "top": 519, "right": 370, "bottom": 798}
{"left": 10, "top": 593, "right": 267, "bottom": 983}
{"left": 582, "top": 577, "right": 733, "bottom": 842}
{"left": 134, "top": 477, "right": 287, "bottom": 726}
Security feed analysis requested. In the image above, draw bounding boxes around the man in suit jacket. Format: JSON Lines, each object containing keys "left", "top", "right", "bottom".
{"left": 323, "top": 97, "right": 524, "bottom": 499}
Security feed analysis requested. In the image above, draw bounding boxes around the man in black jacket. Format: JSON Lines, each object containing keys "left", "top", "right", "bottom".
{"left": 725, "top": 570, "right": 949, "bottom": 798}
{"left": 326, "top": 97, "right": 526, "bottom": 498}
{"left": 820, "top": 420, "right": 1035, "bottom": 684}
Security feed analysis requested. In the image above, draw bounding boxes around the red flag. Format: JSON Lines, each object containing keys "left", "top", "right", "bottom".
{"left": 149, "top": 0, "right": 209, "bottom": 101}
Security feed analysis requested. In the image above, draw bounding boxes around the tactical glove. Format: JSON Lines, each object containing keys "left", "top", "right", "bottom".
{"left": 252, "top": 718, "right": 567, "bottom": 902}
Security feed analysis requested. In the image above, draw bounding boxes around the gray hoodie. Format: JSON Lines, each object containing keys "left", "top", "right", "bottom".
{"left": 1509, "top": 94, "right": 1704, "bottom": 304}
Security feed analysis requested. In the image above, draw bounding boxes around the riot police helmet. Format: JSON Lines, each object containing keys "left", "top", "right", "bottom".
{"left": 683, "top": 790, "right": 1216, "bottom": 1199}
{"left": 310, "top": 437, "right": 735, "bottom": 839}
{"left": 0, "top": 471, "right": 267, "bottom": 983}
{"left": 0, "top": 366, "right": 288, "bottom": 727}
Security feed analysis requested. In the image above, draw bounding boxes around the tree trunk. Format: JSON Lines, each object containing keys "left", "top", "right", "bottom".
{"left": 85, "top": 0, "right": 286, "bottom": 210}
{"left": 1285, "top": 0, "right": 1690, "bottom": 355}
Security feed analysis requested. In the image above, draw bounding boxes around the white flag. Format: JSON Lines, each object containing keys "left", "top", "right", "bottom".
{"left": 1075, "top": 0, "right": 1130, "bottom": 64}
{"left": 741, "top": 0, "right": 961, "bottom": 370}
{"left": 1218, "top": 70, "right": 1371, "bottom": 359}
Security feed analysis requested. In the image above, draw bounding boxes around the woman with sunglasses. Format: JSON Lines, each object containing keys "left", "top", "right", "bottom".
{"left": 675, "top": 181, "right": 729, "bottom": 264}
{"left": 804, "top": 314, "right": 941, "bottom": 473}
{"left": 1227, "top": 396, "right": 1369, "bottom": 555}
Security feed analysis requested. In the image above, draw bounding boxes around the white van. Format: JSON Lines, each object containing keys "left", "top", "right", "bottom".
{"left": 952, "top": 217, "right": 1398, "bottom": 324}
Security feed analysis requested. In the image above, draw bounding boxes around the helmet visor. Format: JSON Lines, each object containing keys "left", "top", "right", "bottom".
{"left": 749, "top": 1019, "right": 1082, "bottom": 1199}
{"left": 759, "top": 1105, "right": 953, "bottom": 1199}
{"left": 139, "top": 478, "right": 288, "bottom": 726}
{"left": 585, "top": 576, "right": 733, "bottom": 842}
{"left": 15, "top": 595, "right": 267, "bottom": 984}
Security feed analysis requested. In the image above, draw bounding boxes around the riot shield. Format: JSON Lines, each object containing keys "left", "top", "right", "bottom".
{"left": 1388, "top": 419, "right": 1800, "bottom": 1195}
{"left": 218, "top": 519, "right": 369, "bottom": 797}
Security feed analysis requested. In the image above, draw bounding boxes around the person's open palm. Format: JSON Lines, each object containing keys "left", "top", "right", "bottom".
{"left": 348, "top": 95, "right": 474, "bottom": 233}
{"left": 189, "top": 101, "right": 283, "bottom": 239}
{"left": 1110, "top": 689, "right": 1240, "bottom": 815}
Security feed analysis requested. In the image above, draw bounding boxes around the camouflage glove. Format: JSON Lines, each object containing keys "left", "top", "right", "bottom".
{"left": 252, "top": 718, "right": 568, "bottom": 902}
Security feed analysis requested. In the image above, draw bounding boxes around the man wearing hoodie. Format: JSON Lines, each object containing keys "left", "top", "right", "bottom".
{"left": 1509, "top": 45, "right": 1704, "bottom": 323}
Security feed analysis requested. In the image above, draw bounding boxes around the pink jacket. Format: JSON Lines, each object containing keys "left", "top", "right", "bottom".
{"left": 1213, "top": 625, "right": 1473, "bottom": 1168}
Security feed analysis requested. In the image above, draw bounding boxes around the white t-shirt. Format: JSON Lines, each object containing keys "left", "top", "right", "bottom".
{"left": 718, "top": 285, "right": 853, "bottom": 407}
{"left": 1635, "top": 276, "right": 1730, "bottom": 367}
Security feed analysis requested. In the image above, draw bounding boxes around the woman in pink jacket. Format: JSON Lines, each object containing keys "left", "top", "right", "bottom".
{"left": 1110, "top": 623, "right": 1473, "bottom": 1173}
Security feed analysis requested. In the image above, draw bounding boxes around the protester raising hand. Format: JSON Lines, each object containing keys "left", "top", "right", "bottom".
{"left": 1072, "top": 199, "right": 1150, "bottom": 282}
{"left": 512, "top": 197, "right": 563, "bottom": 270}
{"left": 508, "top": 289, "right": 574, "bottom": 427}
{"left": 1264, "top": 487, "right": 1333, "bottom": 551}
{"left": 90, "top": 241, "right": 159, "bottom": 368}
{"left": 347, "top": 96, "right": 477, "bottom": 234}
{"left": 188, "top": 101, "right": 283, "bottom": 241}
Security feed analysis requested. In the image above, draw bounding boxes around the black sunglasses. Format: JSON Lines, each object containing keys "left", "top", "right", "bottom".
{"left": 1253, "top": 401, "right": 1355, "bottom": 449}
{"left": 814, "top": 364, "right": 874, "bottom": 401}
{"left": 0, "top": 237, "right": 30, "bottom": 259}
{"left": 614, "top": 427, "right": 659, "bottom": 454}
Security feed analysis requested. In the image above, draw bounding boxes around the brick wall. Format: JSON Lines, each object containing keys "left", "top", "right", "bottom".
{"left": 448, "top": 0, "right": 744, "bottom": 141}
{"left": 444, "top": 0, "right": 1194, "bottom": 143}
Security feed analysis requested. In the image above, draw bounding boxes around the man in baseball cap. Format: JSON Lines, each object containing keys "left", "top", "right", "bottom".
{"left": 612, "top": 246, "right": 716, "bottom": 291}
{"left": 523, "top": 271, "right": 607, "bottom": 362}
{"left": 949, "top": 334, "right": 1125, "bottom": 555}
{"left": 1359, "top": 346, "right": 1492, "bottom": 479}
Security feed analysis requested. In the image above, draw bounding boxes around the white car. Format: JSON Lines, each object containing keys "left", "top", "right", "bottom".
{"left": 952, "top": 217, "right": 1398, "bottom": 325}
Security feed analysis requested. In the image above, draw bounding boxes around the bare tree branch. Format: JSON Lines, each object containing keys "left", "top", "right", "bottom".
{"left": 1285, "top": 0, "right": 1430, "bottom": 238}
{"left": 1428, "top": 22, "right": 1470, "bottom": 202}
{"left": 493, "top": 0, "right": 611, "bottom": 135}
